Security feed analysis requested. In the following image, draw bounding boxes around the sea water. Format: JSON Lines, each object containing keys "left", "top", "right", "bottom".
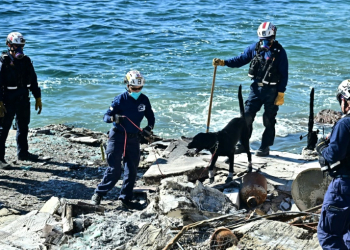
{"left": 1, "top": 0, "right": 347, "bottom": 153}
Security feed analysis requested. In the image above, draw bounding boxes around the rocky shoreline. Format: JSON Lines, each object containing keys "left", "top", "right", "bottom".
{"left": 0, "top": 109, "right": 341, "bottom": 249}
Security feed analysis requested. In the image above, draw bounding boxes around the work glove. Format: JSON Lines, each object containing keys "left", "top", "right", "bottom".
{"left": 141, "top": 125, "right": 153, "bottom": 138}
{"left": 212, "top": 58, "right": 225, "bottom": 66}
{"left": 0, "top": 101, "right": 6, "bottom": 118}
{"left": 35, "top": 98, "right": 42, "bottom": 115}
{"left": 316, "top": 138, "right": 328, "bottom": 155}
{"left": 274, "top": 92, "right": 285, "bottom": 106}
{"left": 112, "top": 114, "right": 124, "bottom": 124}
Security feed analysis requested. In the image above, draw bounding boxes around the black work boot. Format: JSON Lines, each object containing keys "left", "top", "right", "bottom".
{"left": 18, "top": 152, "right": 39, "bottom": 161}
{"left": 255, "top": 147, "right": 270, "bottom": 157}
{"left": 120, "top": 199, "right": 145, "bottom": 210}
{"left": 91, "top": 193, "right": 102, "bottom": 205}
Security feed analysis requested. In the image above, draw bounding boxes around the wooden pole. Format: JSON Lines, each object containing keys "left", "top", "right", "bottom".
{"left": 206, "top": 66, "right": 217, "bottom": 133}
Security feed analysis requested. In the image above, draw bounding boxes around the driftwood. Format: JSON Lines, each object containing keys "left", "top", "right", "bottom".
{"left": 163, "top": 214, "right": 242, "bottom": 250}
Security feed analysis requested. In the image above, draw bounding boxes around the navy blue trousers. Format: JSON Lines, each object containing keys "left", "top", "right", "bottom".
{"left": 318, "top": 177, "right": 350, "bottom": 250}
{"left": 0, "top": 96, "right": 30, "bottom": 160}
{"left": 95, "top": 128, "right": 140, "bottom": 201}
{"left": 244, "top": 84, "right": 279, "bottom": 149}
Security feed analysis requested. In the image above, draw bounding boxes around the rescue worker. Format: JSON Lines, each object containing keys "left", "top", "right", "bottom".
{"left": 316, "top": 79, "right": 350, "bottom": 249}
{"left": 212, "top": 22, "right": 288, "bottom": 156}
{"left": 0, "top": 32, "right": 42, "bottom": 169}
{"left": 91, "top": 70, "right": 155, "bottom": 210}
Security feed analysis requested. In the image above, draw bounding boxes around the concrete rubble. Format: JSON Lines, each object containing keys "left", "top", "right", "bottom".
{"left": 0, "top": 123, "right": 329, "bottom": 249}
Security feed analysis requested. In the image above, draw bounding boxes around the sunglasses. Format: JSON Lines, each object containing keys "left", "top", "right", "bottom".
{"left": 130, "top": 86, "right": 143, "bottom": 91}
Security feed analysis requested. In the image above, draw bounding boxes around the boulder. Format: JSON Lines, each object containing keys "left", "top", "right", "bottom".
{"left": 314, "top": 109, "right": 342, "bottom": 124}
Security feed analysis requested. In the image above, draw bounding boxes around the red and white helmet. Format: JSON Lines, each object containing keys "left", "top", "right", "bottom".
{"left": 337, "top": 79, "right": 350, "bottom": 104}
{"left": 124, "top": 70, "right": 145, "bottom": 87}
{"left": 6, "top": 32, "right": 26, "bottom": 46}
{"left": 257, "top": 22, "right": 276, "bottom": 39}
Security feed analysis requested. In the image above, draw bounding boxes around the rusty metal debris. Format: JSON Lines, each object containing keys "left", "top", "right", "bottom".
{"left": 210, "top": 227, "right": 238, "bottom": 250}
{"left": 240, "top": 172, "right": 267, "bottom": 208}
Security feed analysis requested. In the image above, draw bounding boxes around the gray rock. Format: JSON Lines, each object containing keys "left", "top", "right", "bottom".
{"left": 314, "top": 109, "right": 342, "bottom": 124}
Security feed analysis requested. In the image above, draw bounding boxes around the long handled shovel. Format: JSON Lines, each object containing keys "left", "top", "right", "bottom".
{"left": 206, "top": 65, "right": 217, "bottom": 133}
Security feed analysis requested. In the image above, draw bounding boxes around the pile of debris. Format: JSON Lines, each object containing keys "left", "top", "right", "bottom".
{"left": 0, "top": 123, "right": 329, "bottom": 249}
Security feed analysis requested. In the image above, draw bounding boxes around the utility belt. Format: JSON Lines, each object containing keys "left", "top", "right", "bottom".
{"left": 113, "top": 127, "right": 140, "bottom": 138}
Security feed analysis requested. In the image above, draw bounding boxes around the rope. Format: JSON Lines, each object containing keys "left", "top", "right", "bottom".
{"left": 123, "top": 116, "right": 142, "bottom": 131}
{"left": 119, "top": 124, "right": 127, "bottom": 157}
{"left": 152, "top": 146, "right": 165, "bottom": 177}
{"left": 118, "top": 115, "right": 163, "bottom": 176}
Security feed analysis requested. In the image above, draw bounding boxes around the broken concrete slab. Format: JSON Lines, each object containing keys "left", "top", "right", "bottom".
{"left": 233, "top": 220, "right": 321, "bottom": 249}
{"left": 158, "top": 176, "right": 196, "bottom": 217}
{"left": 143, "top": 156, "right": 208, "bottom": 185}
{"left": 161, "top": 139, "right": 189, "bottom": 161}
{"left": 0, "top": 210, "right": 57, "bottom": 249}
{"left": 0, "top": 208, "right": 21, "bottom": 229}
{"left": 191, "top": 181, "right": 235, "bottom": 214}
{"left": 155, "top": 176, "right": 237, "bottom": 222}
{"left": 218, "top": 151, "right": 320, "bottom": 193}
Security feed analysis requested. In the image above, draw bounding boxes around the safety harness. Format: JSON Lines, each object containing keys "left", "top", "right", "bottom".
{"left": 0, "top": 51, "right": 33, "bottom": 90}
{"left": 248, "top": 41, "right": 282, "bottom": 86}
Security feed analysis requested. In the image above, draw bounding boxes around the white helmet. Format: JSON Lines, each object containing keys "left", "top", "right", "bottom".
{"left": 124, "top": 70, "right": 145, "bottom": 87}
{"left": 337, "top": 79, "right": 350, "bottom": 104}
{"left": 257, "top": 22, "right": 276, "bottom": 39}
{"left": 6, "top": 32, "right": 26, "bottom": 46}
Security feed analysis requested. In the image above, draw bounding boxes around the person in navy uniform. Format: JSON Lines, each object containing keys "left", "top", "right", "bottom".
{"left": 0, "top": 32, "right": 42, "bottom": 169}
{"left": 212, "top": 22, "right": 288, "bottom": 157}
{"left": 316, "top": 79, "right": 350, "bottom": 249}
{"left": 91, "top": 70, "right": 155, "bottom": 209}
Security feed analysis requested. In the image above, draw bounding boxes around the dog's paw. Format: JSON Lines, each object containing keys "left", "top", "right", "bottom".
{"left": 209, "top": 177, "right": 215, "bottom": 184}
{"left": 225, "top": 176, "right": 233, "bottom": 183}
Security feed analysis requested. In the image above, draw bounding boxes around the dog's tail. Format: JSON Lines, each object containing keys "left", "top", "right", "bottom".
{"left": 238, "top": 84, "right": 244, "bottom": 118}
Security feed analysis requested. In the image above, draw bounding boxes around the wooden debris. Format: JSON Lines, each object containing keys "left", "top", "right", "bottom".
{"left": 62, "top": 204, "right": 73, "bottom": 233}
{"left": 72, "top": 202, "right": 105, "bottom": 216}
{"left": 39, "top": 196, "right": 60, "bottom": 215}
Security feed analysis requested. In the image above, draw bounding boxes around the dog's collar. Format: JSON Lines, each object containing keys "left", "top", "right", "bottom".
{"left": 210, "top": 141, "right": 219, "bottom": 150}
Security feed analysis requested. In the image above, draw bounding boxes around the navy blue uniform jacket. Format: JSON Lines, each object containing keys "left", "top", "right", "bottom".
{"left": 103, "top": 91, "right": 155, "bottom": 134}
{"left": 322, "top": 116, "right": 350, "bottom": 175}
{"left": 224, "top": 41, "right": 289, "bottom": 93}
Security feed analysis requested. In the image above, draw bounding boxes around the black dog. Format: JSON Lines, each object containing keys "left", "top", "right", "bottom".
{"left": 187, "top": 85, "right": 252, "bottom": 183}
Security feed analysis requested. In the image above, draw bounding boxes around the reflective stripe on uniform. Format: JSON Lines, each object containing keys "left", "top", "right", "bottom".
{"left": 330, "top": 161, "right": 341, "bottom": 169}
{"left": 7, "top": 86, "right": 17, "bottom": 89}
{"left": 262, "top": 80, "right": 277, "bottom": 85}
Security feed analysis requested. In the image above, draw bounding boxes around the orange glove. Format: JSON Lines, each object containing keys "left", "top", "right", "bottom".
{"left": 35, "top": 98, "right": 42, "bottom": 114}
{"left": 274, "top": 92, "right": 285, "bottom": 106}
{"left": 212, "top": 58, "right": 225, "bottom": 66}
